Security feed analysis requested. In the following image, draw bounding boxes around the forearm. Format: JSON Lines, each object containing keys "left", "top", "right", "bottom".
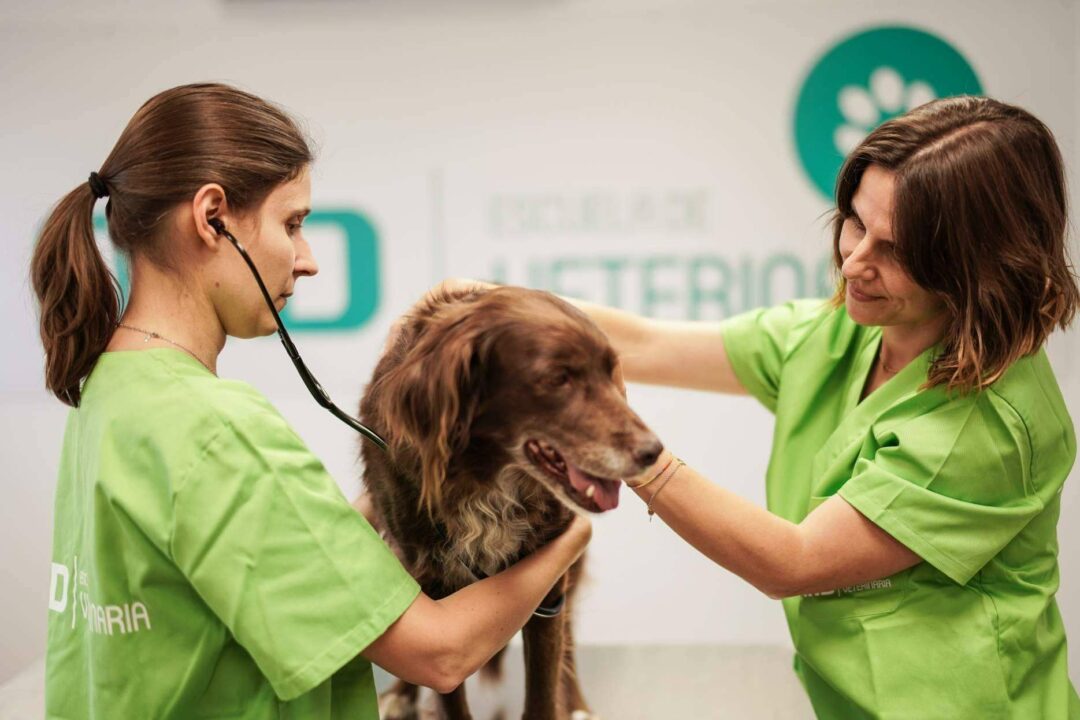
{"left": 632, "top": 452, "right": 919, "bottom": 598}
{"left": 362, "top": 517, "right": 590, "bottom": 692}
{"left": 562, "top": 298, "right": 667, "bottom": 383}
{"left": 434, "top": 278, "right": 742, "bottom": 391}
{"left": 431, "top": 278, "right": 649, "bottom": 374}
{"left": 634, "top": 459, "right": 805, "bottom": 598}
{"left": 433, "top": 519, "right": 590, "bottom": 679}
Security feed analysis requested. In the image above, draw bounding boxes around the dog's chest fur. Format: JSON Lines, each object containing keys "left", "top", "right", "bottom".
{"left": 376, "top": 464, "right": 568, "bottom": 596}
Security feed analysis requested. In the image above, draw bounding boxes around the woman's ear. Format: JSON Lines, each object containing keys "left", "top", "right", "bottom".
{"left": 192, "top": 183, "right": 229, "bottom": 249}
{"left": 375, "top": 308, "right": 487, "bottom": 517}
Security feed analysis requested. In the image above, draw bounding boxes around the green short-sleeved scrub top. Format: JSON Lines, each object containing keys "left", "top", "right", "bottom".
{"left": 721, "top": 300, "right": 1080, "bottom": 719}
{"left": 45, "top": 348, "right": 420, "bottom": 719}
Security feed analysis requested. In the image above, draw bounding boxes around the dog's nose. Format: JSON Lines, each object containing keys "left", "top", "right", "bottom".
{"left": 633, "top": 437, "right": 664, "bottom": 468}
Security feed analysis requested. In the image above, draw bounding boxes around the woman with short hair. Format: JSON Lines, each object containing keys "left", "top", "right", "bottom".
{"left": 611, "top": 96, "right": 1079, "bottom": 718}
{"left": 448, "top": 95, "right": 1080, "bottom": 717}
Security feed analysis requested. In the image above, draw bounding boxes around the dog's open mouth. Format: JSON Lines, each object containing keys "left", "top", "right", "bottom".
{"left": 524, "top": 439, "right": 621, "bottom": 512}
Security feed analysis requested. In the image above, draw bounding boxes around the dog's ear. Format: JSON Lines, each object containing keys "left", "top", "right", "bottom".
{"left": 374, "top": 306, "right": 490, "bottom": 517}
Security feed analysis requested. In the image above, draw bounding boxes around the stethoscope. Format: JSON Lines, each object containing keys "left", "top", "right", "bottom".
{"left": 207, "top": 217, "right": 388, "bottom": 452}
{"left": 212, "top": 217, "right": 569, "bottom": 617}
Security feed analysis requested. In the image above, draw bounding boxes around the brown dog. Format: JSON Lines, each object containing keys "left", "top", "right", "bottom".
{"left": 360, "top": 285, "right": 661, "bottom": 720}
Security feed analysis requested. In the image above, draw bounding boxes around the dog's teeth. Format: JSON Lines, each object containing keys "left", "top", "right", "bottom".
{"left": 585, "top": 484, "right": 596, "bottom": 499}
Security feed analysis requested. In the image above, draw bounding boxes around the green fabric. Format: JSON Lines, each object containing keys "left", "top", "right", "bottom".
{"left": 46, "top": 349, "right": 420, "bottom": 719}
{"left": 721, "top": 300, "right": 1080, "bottom": 719}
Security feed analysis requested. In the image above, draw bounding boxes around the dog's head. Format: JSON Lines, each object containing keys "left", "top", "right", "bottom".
{"left": 372, "top": 286, "right": 662, "bottom": 518}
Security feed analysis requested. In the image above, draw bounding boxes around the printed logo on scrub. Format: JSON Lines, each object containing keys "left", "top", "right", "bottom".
{"left": 49, "top": 558, "right": 152, "bottom": 636}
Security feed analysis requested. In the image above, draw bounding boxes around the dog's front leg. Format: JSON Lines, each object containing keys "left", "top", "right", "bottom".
{"left": 522, "top": 578, "right": 569, "bottom": 720}
{"left": 560, "top": 610, "right": 598, "bottom": 720}
{"left": 559, "top": 558, "right": 598, "bottom": 719}
{"left": 436, "top": 683, "right": 473, "bottom": 720}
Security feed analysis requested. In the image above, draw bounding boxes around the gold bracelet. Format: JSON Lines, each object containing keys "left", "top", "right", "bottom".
{"left": 647, "top": 459, "right": 686, "bottom": 521}
{"left": 626, "top": 454, "right": 673, "bottom": 490}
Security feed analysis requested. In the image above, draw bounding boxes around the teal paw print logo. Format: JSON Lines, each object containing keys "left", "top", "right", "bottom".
{"left": 833, "top": 67, "right": 937, "bottom": 155}
{"left": 794, "top": 26, "right": 983, "bottom": 199}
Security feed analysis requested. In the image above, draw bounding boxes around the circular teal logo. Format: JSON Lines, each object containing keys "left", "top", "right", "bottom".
{"left": 794, "top": 25, "right": 983, "bottom": 199}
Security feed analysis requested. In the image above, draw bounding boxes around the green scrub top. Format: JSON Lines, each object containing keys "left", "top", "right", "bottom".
{"left": 721, "top": 299, "right": 1080, "bottom": 719}
{"left": 45, "top": 348, "right": 420, "bottom": 719}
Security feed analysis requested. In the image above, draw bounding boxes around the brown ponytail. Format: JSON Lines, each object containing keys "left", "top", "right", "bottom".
{"left": 29, "top": 83, "right": 312, "bottom": 406}
{"left": 31, "top": 183, "right": 121, "bottom": 406}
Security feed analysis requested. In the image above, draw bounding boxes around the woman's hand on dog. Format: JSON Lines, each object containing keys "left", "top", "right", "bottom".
{"left": 360, "top": 507, "right": 592, "bottom": 694}
{"left": 560, "top": 513, "right": 594, "bottom": 553}
{"left": 384, "top": 278, "right": 494, "bottom": 353}
{"left": 431, "top": 277, "right": 493, "bottom": 296}
{"left": 351, "top": 492, "right": 379, "bottom": 526}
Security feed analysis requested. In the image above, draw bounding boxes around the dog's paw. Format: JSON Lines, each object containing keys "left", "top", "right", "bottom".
{"left": 570, "top": 711, "right": 600, "bottom": 720}
{"left": 378, "top": 690, "right": 419, "bottom": 720}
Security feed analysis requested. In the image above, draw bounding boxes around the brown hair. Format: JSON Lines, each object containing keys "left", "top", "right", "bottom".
{"left": 31, "top": 83, "right": 313, "bottom": 406}
{"left": 832, "top": 96, "right": 1077, "bottom": 392}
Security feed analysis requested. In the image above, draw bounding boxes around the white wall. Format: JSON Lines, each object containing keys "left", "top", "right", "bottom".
{"left": 1061, "top": 0, "right": 1080, "bottom": 692}
{"left": 2, "top": 0, "right": 1078, "bottom": 687}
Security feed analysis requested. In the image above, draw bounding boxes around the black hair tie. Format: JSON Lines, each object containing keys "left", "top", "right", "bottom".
{"left": 88, "top": 172, "right": 109, "bottom": 200}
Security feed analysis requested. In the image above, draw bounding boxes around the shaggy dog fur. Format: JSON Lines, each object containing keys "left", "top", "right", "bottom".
{"left": 359, "top": 286, "right": 661, "bottom": 720}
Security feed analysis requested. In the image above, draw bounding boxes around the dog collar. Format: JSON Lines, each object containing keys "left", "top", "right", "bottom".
{"left": 531, "top": 593, "right": 567, "bottom": 618}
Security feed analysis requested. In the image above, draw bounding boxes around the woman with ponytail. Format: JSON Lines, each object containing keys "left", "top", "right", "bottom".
{"left": 31, "top": 174, "right": 120, "bottom": 406}
{"left": 33, "top": 83, "right": 591, "bottom": 719}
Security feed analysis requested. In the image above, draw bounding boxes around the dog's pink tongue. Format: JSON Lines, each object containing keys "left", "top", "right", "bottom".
{"left": 567, "top": 464, "right": 621, "bottom": 511}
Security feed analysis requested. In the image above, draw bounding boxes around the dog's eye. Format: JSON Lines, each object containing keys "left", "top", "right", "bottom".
{"left": 546, "top": 371, "right": 571, "bottom": 388}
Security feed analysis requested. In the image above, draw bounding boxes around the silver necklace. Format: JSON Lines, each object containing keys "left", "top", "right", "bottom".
{"left": 116, "top": 323, "right": 215, "bottom": 375}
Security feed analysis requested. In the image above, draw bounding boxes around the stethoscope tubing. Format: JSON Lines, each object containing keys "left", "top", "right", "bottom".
{"left": 208, "top": 217, "right": 389, "bottom": 452}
